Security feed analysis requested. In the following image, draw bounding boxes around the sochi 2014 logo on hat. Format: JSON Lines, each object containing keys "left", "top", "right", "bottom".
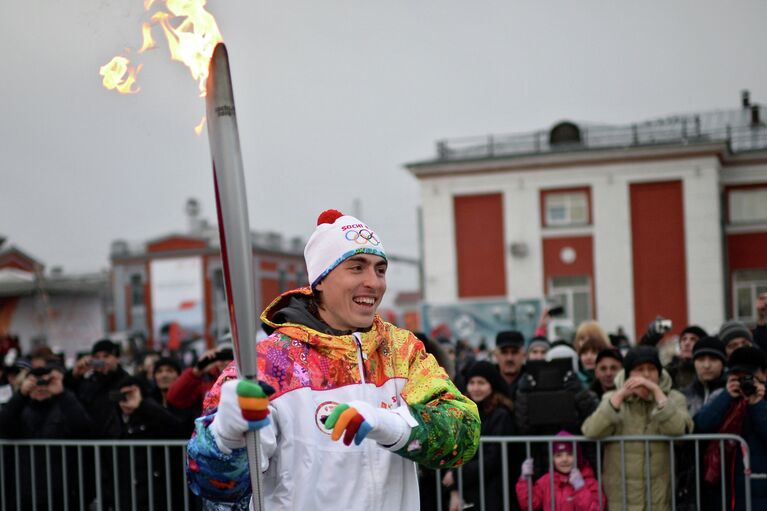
{"left": 315, "top": 401, "right": 339, "bottom": 435}
{"left": 341, "top": 223, "right": 380, "bottom": 247}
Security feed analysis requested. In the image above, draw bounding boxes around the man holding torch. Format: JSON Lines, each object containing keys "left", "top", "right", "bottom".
{"left": 187, "top": 209, "right": 480, "bottom": 510}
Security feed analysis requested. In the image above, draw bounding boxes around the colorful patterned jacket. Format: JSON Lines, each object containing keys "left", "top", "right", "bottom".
{"left": 187, "top": 288, "right": 480, "bottom": 510}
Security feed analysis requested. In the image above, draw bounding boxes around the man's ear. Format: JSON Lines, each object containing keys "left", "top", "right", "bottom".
{"left": 315, "top": 281, "right": 324, "bottom": 292}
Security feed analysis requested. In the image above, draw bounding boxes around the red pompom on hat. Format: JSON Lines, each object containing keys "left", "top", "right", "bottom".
{"left": 317, "top": 209, "right": 344, "bottom": 226}
{"left": 304, "top": 209, "right": 387, "bottom": 288}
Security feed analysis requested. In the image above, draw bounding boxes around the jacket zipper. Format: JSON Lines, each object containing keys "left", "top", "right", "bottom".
{"left": 353, "top": 333, "right": 367, "bottom": 384}
{"left": 353, "top": 332, "right": 378, "bottom": 509}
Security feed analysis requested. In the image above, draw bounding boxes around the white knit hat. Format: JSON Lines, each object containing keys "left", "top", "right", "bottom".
{"left": 304, "top": 209, "right": 387, "bottom": 289}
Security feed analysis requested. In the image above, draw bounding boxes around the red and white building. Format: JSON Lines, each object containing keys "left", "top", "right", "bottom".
{"left": 406, "top": 92, "right": 767, "bottom": 341}
{"left": 0, "top": 240, "right": 108, "bottom": 357}
{"left": 110, "top": 200, "right": 306, "bottom": 349}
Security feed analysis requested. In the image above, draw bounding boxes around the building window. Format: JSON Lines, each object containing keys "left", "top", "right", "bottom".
{"left": 212, "top": 268, "right": 226, "bottom": 302}
{"left": 549, "top": 275, "right": 591, "bottom": 326}
{"left": 542, "top": 189, "right": 590, "bottom": 227}
{"left": 296, "top": 268, "right": 306, "bottom": 287}
{"left": 130, "top": 274, "right": 144, "bottom": 306}
{"left": 278, "top": 268, "right": 287, "bottom": 293}
{"left": 733, "top": 270, "right": 767, "bottom": 322}
{"left": 729, "top": 188, "right": 767, "bottom": 224}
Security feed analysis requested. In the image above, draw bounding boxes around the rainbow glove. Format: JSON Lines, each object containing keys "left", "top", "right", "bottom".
{"left": 210, "top": 379, "right": 275, "bottom": 453}
{"left": 324, "top": 400, "right": 409, "bottom": 448}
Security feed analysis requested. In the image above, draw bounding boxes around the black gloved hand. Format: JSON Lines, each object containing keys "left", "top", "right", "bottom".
{"left": 195, "top": 354, "right": 217, "bottom": 372}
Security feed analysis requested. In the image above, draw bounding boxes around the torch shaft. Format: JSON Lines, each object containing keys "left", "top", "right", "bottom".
{"left": 206, "top": 43, "right": 263, "bottom": 509}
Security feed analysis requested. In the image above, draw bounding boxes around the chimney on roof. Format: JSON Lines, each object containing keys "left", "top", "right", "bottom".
{"left": 185, "top": 198, "right": 202, "bottom": 234}
{"left": 751, "top": 104, "right": 762, "bottom": 127}
{"left": 742, "top": 90, "right": 751, "bottom": 109}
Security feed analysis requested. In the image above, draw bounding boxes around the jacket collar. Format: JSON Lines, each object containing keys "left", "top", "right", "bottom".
{"left": 261, "top": 287, "right": 386, "bottom": 361}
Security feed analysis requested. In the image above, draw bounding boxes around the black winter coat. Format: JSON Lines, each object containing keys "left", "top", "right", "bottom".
{"left": 66, "top": 366, "right": 131, "bottom": 438}
{"left": 0, "top": 391, "right": 94, "bottom": 510}
{"left": 0, "top": 390, "right": 93, "bottom": 439}
{"left": 454, "top": 403, "right": 515, "bottom": 511}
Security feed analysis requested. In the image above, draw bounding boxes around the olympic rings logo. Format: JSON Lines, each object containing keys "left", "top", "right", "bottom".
{"left": 345, "top": 229, "right": 380, "bottom": 246}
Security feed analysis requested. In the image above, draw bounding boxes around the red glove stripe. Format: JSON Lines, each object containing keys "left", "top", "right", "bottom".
{"left": 242, "top": 409, "right": 269, "bottom": 421}
{"left": 331, "top": 408, "right": 359, "bottom": 441}
{"left": 343, "top": 414, "right": 365, "bottom": 446}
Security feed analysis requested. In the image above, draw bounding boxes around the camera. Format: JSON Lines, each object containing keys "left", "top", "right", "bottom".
{"left": 216, "top": 348, "right": 234, "bottom": 362}
{"left": 35, "top": 377, "right": 51, "bottom": 386}
{"left": 740, "top": 375, "right": 758, "bottom": 397}
{"left": 90, "top": 359, "right": 106, "bottom": 369}
{"left": 653, "top": 318, "right": 673, "bottom": 334}
{"left": 108, "top": 390, "right": 129, "bottom": 402}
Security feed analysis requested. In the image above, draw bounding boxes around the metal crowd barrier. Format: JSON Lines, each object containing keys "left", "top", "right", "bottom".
{"left": 436, "top": 434, "right": 767, "bottom": 511}
{"left": 2, "top": 435, "right": 765, "bottom": 511}
{"left": 0, "top": 439, "right": 197, "bottom": 511}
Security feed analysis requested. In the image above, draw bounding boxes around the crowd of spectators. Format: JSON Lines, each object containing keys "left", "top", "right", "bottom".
{"left": 1, "top": 294, "right": 765, "bottom": 510}
{"left": 0, "top": 336, "right": 233, "bottom": 509}
{"left": 434, "top": 292, "right": 767, "bottom": 511}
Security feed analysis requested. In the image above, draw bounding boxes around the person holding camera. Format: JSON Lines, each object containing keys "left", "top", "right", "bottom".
{"left": 0, "top": 363, "right": 93, "bottom": 508}
{"left": 166, "top": 345, "right": 233, "bottom": 417}
{"left": 694, "top": 346, "right": 767, "bottom": 511}
{"left": 64, "top": 338, "right": 130, "bottom": 438}
{"left": 639, "top": 318, "right": 708, "bottom": 389}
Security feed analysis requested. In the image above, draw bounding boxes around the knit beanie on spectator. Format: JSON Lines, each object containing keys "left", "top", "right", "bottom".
{"left": 552, "top": 430, "right": 576, "bottom": 455}
{"left": 304, "top": 209, "right": 387, "bottom": 290}
{"left": 680, "top": 325, "right": 708, "bottom": 340}
{"left": 465, "top": 361, "right": 507, "bottom": 395}
{"left": 92, "top": 339, "right": 120, "bottom": 357}
{"left": 623, "top": 345, "right": 662, "bottom": 375}
{"left": 727, "top": 346, "right": 767, "bottom": 375}
{"left": 153, "top": 357, "right": 181, "bottom": 375}
{"left": 719, "top": 320, "right": 753, "bottom": 347}
{"left": 546, "top": 343, "right": 579, "bottom": 374}
{"left": 692, "top": 337, "right": 726, "bottom": 364}
{"left": 595, "top": 347, "right": 623, "bottom": 365}
{"left": 528, "top": 336, "right": 550, "bottom": 352}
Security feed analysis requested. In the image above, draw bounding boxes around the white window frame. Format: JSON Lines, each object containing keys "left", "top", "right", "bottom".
{"left": 733, "top": 270, "right": 767, "bottom": 322}
{"left": 729, "top": 188, "right": 767, "bottom": 225}
{"left": 544, "top": 191, "right": 589, "bottom": 227}
{"left": 548, "top": 275, "right": 592, "bottom": 326}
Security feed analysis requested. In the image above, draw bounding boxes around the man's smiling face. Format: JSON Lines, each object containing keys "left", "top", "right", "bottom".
{"left": 315, "top": 254, "right": 387, "bottom": 331}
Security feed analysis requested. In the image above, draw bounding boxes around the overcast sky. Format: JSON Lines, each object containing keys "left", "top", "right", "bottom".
{"left": 2, "top": 1, "right": 766, "bottom": 288}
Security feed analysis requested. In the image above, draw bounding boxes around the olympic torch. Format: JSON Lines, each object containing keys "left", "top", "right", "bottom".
{"left": 206, "top": 43, "right": 264, "bottom": 509}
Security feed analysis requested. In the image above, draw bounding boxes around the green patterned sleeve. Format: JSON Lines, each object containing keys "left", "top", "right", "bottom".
{"left": 394, "top": 335, "right": 480, "bottom": 469}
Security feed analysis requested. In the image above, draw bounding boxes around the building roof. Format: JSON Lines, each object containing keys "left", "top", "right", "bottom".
{"left": 110, "top": 229, "right": 306, "bottom": 262}
{"left": 0, "top": 245, "right": 44, "bottom": 274}
{"left": 0, "top": 270, "right": 107, "bottom": 297}
{"left": 407, "top": 104, "right": 767, "bottom": 168}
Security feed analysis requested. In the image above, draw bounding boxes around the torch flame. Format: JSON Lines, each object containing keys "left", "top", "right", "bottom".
{"left": 100, "top": 0, "right": 223, "bottom": 132}
{"left": 138, "top": 22, "right": 156, "bottom": 53}
{"left": 154, "top": 0, "right": 223, "bottom": 96}
{"left": 194, "top": 116, "right": 206, "bottom": 135}
{"left": 99, "top": 56, "right": 141, "bottom": 94}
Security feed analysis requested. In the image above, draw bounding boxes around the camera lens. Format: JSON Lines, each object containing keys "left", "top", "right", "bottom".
{"left": 740, "top": 376, "right": 757, "bottom": 397}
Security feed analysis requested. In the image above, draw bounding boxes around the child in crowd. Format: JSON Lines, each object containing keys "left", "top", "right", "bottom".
{"left": 515, "top": 431, "right": 604, "bottom": 511}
